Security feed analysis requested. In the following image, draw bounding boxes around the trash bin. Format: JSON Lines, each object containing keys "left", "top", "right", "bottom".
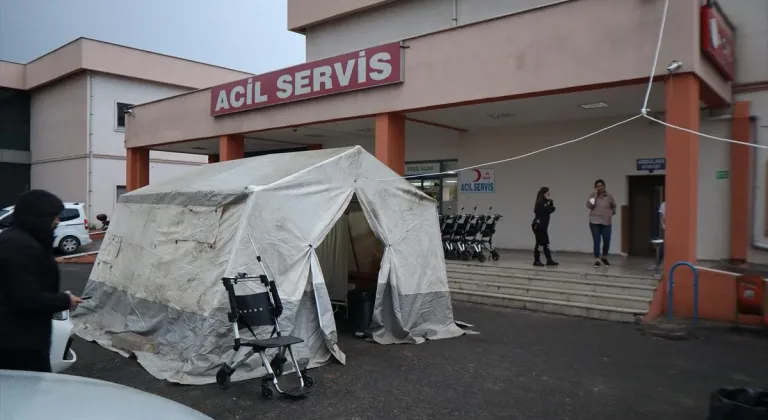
{"left": 708, "top": 388, "right": 768, "bottom": 420}
{"left": 348, "top": 289, "right": 375, "bottom": 335}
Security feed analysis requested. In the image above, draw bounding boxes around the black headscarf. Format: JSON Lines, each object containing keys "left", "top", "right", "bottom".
{"left": 13, "top": 190, "right": 64, "bottom": 249}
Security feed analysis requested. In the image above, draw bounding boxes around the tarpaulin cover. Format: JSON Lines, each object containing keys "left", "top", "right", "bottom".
{"left": 73, "top": 146, "right": 465, "bottom": 385}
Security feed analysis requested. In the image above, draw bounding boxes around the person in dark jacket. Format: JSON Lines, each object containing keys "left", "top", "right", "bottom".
{"left": 531, "top": 187, "right": 558, "bottom": 267}
{"left": 0, "top": 190, "right": 83, "bottom": 372}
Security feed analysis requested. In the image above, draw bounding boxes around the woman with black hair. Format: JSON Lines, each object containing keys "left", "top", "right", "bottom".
{"left": 532, "top": 187, "right": 558, "bottom": 267}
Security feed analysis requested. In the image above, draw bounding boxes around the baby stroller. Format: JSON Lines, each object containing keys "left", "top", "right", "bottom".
{"left": 215, "top": 255, "right": 314, "bottom": 399}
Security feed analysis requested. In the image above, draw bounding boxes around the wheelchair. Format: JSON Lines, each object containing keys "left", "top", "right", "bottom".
{"left": 215, "top": 255, "right": 314, "bottom": 399}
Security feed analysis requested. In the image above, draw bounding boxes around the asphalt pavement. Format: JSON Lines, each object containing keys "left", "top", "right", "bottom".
{"left": 60, "top": 264, "right": 768, "bottom": 420}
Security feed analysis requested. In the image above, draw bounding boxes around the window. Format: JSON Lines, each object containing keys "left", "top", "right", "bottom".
{"left": 116, "top": 185, "right": 127, "bottom": 203}
{"left": 59, "top": 208, "right": 80, "bottom": 222}
{"left": 116, "top": 102, "right": 134, "bottom": 131}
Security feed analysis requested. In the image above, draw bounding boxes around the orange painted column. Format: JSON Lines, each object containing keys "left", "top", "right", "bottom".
{"left": 126, "top": 147, "right": 150, "bottom": 192}
{"left": 208, "top": 154, "right": 219, "bottom": 164}
{"left": 729, "top": 101, "right": 752, "bottom": 265}
{"left": 219, "top": 134, "right": 245, "bottom": 161}
{"left": 662, "top": 73, "right": 700, "bottom": 317}
{"left": 375, "top": 113, "right": 405, "bottom": 175}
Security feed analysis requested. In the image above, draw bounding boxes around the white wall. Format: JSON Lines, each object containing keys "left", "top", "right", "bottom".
{"left": 87, "top": 72, "right": 207, "bottom": 218}
{"left": 90, "top": 72, "right": 206, "bottom": 162}
{"left": 737, "top": 90, "right": 768, "bottom": 264}
{"left": 351, "top": 116, "right": 728, "bottom": 259}
{"left": 90, "top": 157, "right": 201, "bottom": 218}
{"left": 305, "top": 0, "right": 570, "bottom": 60}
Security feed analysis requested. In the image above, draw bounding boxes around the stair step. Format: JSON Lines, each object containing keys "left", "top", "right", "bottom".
{"left": 448, "top": 279, "right": 651, "bottom": 311}
{"left": 450, "top": 289, "right": 645, "bottom": 323}
{"left": 446, "top": 262, "right": 657, "bottom": 286}
{"left": 447, "top": 271, "right": 656, "bottom": 298}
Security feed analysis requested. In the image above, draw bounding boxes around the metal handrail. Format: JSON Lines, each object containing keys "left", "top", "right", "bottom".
{"left": 667, "top": 261, "right": 700, "bottom": 325}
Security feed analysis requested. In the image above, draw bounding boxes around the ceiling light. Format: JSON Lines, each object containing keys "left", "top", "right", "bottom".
{"left": 487, "top": 112, "right": 513, "bottom": 119}
{"left": 579, "top": 102, "right": 609, "bottom": 109}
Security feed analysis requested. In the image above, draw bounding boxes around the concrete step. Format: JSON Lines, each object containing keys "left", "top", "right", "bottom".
{"left": 450, "top": 289, "right": 644, "bottom": 323}
{"left": 447, "top": 269, "right": 657, "bottom": 298}
{"left": 446, "top": 263, "right": 658, "bottom": 287}
{"left": 448, "top": 278, "right": 651, "bottom": 311}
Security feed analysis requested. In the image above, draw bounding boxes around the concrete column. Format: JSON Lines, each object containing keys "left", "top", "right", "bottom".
{"left": 126, "top": 147, "right": 150, "bottom": 192}
{"left": 374, "top": 113, "right": 405, "bottom": 175}
{"left": 729, "top": 101, "right": 752, "bottom": 264}
{"left": 219, "top": 134, "right": 245, "bottom": 161}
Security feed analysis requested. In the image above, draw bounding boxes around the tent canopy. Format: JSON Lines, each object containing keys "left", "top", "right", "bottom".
{"left": 74, "top": 146, "right": 464, "bottom": 385}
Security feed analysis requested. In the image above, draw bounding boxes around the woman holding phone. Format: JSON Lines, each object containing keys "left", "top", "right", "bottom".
{"left": 586, "top": 179, "right": 617, "bottom": 268}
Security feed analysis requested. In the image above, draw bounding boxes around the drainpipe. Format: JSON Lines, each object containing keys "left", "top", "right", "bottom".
{"left": 86, "top": 72, "right": 94, "bottom": 223}
{"left": 452, "top": 0, "right": 458, "bottom": 26}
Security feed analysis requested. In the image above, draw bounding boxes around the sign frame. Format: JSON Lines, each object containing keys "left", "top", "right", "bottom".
{"left": 459, "top": 168, "right": 495, "bottom": 194}
{"left": 700, "top": 1, "right": 736, "bottom": 81}
{"left": 210, "top": 42, "right": 404, "bottom": 117}
{"left": 637, "top": 158, "right": 666, "bottom": 173}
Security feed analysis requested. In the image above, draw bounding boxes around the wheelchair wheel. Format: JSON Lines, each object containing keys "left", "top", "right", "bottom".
{"left": 476, "top": 252, "right": 486, "bottom": 263}
{"left": 460, "top": 250, "right": 471, "bottom": 261}
{"left": 216, "top": 366, "right": 232, "bottom": 390}
{"left": 261, "top": 384, "right": 274, "bottom": 399}
{"left": 302, "top": 374, "right": 315, "bottom": 388}
{"left": 491, "top": 250, "right": 500, "bottom": 261}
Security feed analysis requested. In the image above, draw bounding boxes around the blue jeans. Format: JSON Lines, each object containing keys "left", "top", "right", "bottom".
{"left": 589, "top": 223, "right": 611, "bottom": 258}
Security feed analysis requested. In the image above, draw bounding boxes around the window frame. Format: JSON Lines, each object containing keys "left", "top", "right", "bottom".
{"left": 115, "top": 102, "right": 134, "bottom": 132}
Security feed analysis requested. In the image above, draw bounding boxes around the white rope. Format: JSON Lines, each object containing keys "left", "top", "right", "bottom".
{"left": 643, "top": 114, "right": 765, "bottom": 149}
{"left": 373, "top": 114, "right": 644, "bottom": 181}
{"left": 641, "top": 0, "right": 669, "bottom": 114}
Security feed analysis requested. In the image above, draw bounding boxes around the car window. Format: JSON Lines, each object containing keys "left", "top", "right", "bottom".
{"left": 59, "top": 208, "right": 80, "bottom": 222}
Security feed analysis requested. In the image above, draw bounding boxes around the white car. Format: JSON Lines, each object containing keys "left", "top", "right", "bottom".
{"left": 51, "top": 310, "right": 77, "bottom": 373}
{"left": 0, "top": 202, "right": 92, "bottom": 255}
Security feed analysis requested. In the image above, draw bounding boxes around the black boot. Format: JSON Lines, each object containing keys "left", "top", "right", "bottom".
{"left": 533, "top": 246, "right": 544, "bottom": 266}
{"left": 544, "top": 246, "right": 558, "bottom": 266}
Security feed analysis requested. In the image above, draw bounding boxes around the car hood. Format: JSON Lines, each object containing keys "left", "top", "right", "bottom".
{"left": 0, "top": 370, "right": 212, "bottom": 420}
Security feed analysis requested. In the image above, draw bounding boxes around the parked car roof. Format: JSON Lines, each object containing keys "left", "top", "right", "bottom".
{"left": 0, "top": 370, "right": 212, "bottom": 420}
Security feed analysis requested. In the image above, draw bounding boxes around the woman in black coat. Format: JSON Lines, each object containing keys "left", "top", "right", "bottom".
{"left": 0, "top": 190, "right": 83, "bottom": 372}
{"left": 531, "top": 187, "right": 558, "bottom": 267}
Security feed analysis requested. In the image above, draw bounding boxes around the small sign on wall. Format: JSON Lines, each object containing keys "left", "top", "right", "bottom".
{"left": 715, "top": 169, "right": 729, "bottom": 180}
{"left": 460, "top": 168, "right": 495, "bottom": 193}
{"left": 637, "top": 158, "right": 666, "bottom": 173}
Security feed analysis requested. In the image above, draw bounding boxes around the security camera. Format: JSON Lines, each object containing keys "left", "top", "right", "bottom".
{"left": 125, "top": 108, "right": 134, "bottom": 115}
{"left": 666, "top": 60, "right": 683, "bottom": 73}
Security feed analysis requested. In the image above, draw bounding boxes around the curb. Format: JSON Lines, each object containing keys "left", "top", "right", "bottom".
{"left": 56, "top": 251, "right": 98, "bottom": 264}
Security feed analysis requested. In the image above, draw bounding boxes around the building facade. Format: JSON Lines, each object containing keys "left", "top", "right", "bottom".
{"left": 0, "top": 38, "right": 253, "bottom": 219}
{"left": 121, "top": 0, "right": 765, "bottom": 319}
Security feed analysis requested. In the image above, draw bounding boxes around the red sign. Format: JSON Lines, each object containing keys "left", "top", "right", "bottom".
{"left": 210, "top": 42, "right": 403, "bottom": 116}
{"left": 700, "top": 3, "right": 736, "bottom": 81}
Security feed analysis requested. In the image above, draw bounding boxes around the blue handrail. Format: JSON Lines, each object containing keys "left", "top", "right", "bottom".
{"left": 667, "top": 261, "right": 700, "bottom": 325}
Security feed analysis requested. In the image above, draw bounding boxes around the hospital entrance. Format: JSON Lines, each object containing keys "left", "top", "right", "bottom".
{"left": 626, "top": 174, "right": 665, "bottom": 257}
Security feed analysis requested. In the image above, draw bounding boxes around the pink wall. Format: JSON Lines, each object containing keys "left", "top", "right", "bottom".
{"left": 126, "top": 0, "right": 703, "bottom": 148}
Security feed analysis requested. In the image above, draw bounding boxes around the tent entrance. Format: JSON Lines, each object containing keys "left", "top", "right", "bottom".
{"left": 314, "top": 194, "right": 383, "bottom": 337}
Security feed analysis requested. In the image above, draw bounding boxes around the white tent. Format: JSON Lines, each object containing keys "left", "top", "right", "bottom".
{"left": 73, "top": 146, "right": 465, "bottom": 385}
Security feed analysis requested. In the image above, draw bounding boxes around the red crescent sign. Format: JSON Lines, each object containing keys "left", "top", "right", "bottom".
{"left": 472, "top": 169, "right": 482, "bottom": 182}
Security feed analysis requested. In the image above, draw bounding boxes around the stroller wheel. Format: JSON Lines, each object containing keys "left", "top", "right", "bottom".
{"left": 476, "top": 252, "right": 486, "bottom": 263}
{"left": 491, "top": 250, "right": 500, "bottom": 261}
{"left": 302, "top": 373, "right": 315, "bottom": 388}
{"left": 216, "top": 365, "right": 233, "bottom": 390}
{"left": 261, "top": 383, "right": 274, "bottom": 399}
{"left": 460, "top": 250, "right": 471, "bottom": 261}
